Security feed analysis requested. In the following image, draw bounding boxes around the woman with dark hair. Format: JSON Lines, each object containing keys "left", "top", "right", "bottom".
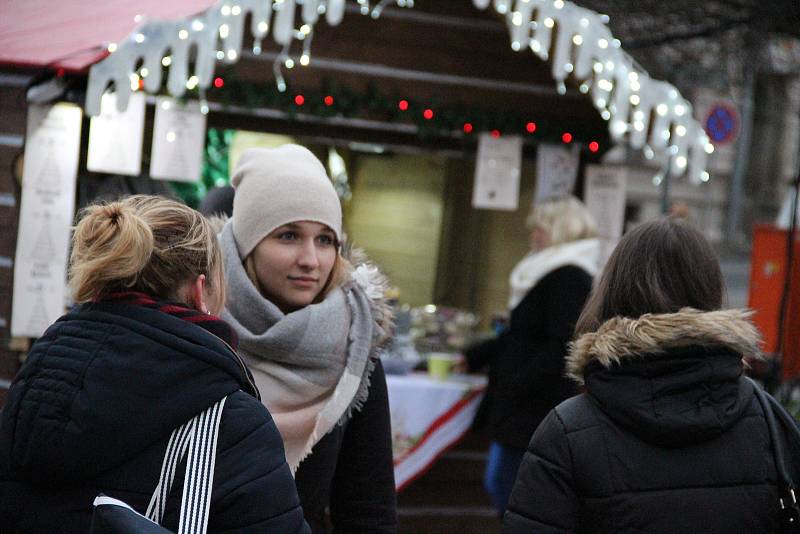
{"left": 503, "top": 217, "right": 793, "bottom": 533}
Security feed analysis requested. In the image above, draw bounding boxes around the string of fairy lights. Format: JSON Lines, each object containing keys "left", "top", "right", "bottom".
{"left": 85, "top": 0, "right": 714, "bottom": 183}
{"left": 188, "top": 71, "right": 609, "bottom": 148}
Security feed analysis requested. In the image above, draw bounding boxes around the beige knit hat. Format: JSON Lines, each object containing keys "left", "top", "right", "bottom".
{"left": 230, "top": 144, "right": 342, "bottom": 259}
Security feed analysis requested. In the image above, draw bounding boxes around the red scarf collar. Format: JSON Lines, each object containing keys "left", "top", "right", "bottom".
{"left": 102, "top": 291, "right": 238, "bottom": 350}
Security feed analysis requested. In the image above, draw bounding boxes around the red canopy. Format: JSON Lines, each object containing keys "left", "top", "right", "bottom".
{"left": 0, "top": 0, "right": 217, "bottom": 72}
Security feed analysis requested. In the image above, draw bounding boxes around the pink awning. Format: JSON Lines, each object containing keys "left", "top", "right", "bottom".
{"left": 0, "top": 0, "right": 217, "bottom": 72}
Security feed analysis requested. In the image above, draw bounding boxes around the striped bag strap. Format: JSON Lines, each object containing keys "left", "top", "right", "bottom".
{"left": 144, "top": 396, "right": 227, "bottom": 534}
{"left": 178, "top": 396, "right": 226, "bottom": 534}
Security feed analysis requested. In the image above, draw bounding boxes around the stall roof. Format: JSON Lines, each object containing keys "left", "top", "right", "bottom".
{"left": 0, "top": 0, "right": 216, "bottom": 72}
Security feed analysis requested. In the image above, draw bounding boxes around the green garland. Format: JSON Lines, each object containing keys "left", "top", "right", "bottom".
{"left": 168, "top": 69, "right": 609, "bottom": 205}
{"left": 208, "top": 68, "right": 609, "bottom": 145}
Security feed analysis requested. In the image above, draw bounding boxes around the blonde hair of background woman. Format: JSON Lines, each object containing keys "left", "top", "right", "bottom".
{"left": 527, "top": 195, "right": 598, "bottom": 246}
{"left": 70, "top": 195, "right": 224, "bottom": 307}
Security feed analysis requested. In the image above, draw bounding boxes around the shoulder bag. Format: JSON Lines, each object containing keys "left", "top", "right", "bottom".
{"left": 749, "top": 378, "right": 800, "bottom": 533}
{"left": 90, "top": 396, "right": 227, "bottom": 534}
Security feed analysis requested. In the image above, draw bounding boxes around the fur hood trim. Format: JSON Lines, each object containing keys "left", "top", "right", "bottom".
{"left": 341, "top": 244, "right": 394, "bottom": 345}
{"left": 566, "top": 308, "right": 762, "bottom": 384}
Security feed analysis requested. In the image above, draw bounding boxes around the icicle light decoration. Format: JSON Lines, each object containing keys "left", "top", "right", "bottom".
{"left": 86, "top": 0, "right": 406, "bottom": 116}
{"left": 473, "top": 0, "right": 713, "bottom": 183}
{"left": 86, "top": 0, "right": 712, "bottom": 182}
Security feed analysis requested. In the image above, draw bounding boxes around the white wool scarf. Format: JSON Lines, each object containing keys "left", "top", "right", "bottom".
{"left": 219, "top": 222, "right": 389, "bottom": 473}
{"left": 508, "top": 238, "right": 601, "bottom": 310}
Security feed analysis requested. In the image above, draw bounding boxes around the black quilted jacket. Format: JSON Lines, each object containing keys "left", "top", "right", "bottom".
{"left": 503, "top": 309, "right": 797, "bottom": 533}
{"left": 0, "top": 301, "right": 310, "bottom": 533}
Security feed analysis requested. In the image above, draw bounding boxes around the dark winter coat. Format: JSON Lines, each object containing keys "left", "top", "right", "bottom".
{"left": 504, "top": 308, "right": 794, "bottom": 533}
{"left": 0, "top": 300, "right": 309, "bottom": 533}
{"left": 294, "top": 359, "right": 397, "bottom": 534}
{"left": 466, "top": 265, "right": 592, "bottom": 449}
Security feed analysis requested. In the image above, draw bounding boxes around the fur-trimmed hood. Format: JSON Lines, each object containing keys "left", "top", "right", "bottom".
{"left": 567, "top": 308, "right": 761, "bottom": 385}
{"left": 565, "top": 308, "right": 762, "bottom": 448}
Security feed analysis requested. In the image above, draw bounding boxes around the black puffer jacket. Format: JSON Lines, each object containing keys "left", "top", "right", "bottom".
{"left": 0, "top": 300, "right": 309, "bottom": 533}
{"left": 504, "top": 308, "right": 796, "bottom": 533}
{"left": 294, "top": 360, "right": 397, "bottom": 534}
{"left": 466, "top": 266, "right": 591, "bottom": 449}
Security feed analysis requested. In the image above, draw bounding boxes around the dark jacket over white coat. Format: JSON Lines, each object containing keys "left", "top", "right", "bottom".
{"left": 503, "top": 308, "right": 795, "bottom": 534}
{"left": 466, "top": 265, "right": 592, "bottom": 449}
{"left": 0, "top": 301, "right": 309, "bottom": 533}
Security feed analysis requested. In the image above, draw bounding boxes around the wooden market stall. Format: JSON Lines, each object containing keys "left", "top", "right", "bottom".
{"left": 0, "top": 0, "right": 710, "bottom": 409}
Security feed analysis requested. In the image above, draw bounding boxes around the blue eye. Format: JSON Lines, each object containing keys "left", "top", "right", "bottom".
{"left": 317, "top": 234, "right": 335, "bottom": 246}
{"left": 278, "top": 231, "right": 297, "bottom": 241}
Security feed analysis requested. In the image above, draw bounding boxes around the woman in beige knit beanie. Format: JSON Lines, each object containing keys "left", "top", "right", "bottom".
{"left": 218, "top": 144, "right": 397, "bottom": 533}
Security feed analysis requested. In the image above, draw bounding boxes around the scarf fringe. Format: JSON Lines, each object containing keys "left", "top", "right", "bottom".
{"left": 339, "top": 349, "right": 379, "bottom": 425}
{"left": 335, "top": 253, "right": 394, "bottom": 427}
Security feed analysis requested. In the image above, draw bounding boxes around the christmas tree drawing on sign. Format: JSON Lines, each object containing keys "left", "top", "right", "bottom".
{"left": 30, "top": 220, "right": 56, "bottom": 262}
{"left": 25, "top": 292, "right": 50, "bottom": 337}
{"left": 33, "top": 138, "right": 62, "bottom": 194}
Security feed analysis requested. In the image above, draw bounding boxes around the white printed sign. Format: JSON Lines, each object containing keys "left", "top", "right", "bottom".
{"left": 87, "top": 91, "right": 145, "bottom": 176}
{"left": 472, "top": 134, "right": 522, "bottom": 211}
{"left": 584, "top": 165, "right": 628, "bottom": 266}
{"left": 150, "top": 98, "right": 207, "bottom": 182}
{"left": 12, "top": 103, "right": 82, "bottom": 337}
{"left": 534, "top": 144, "right": 579, "bottom": 204}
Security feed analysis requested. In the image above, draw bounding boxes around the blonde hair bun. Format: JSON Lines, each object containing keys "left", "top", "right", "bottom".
{"left": 69, "top": 201, "right": 154, "bottom": 302}
{"left": 68, "top": 195, "right": 224, "bottom": 308}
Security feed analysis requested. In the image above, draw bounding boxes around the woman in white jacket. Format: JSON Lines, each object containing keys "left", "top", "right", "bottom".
{"left": 465, "top": 195, "right": 600, "bottom": 515}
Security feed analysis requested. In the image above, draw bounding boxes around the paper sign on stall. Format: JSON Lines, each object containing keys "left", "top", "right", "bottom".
{"left": 472, "top": 134, "right": 522, "bottom": 211}
{"left": 12, "top": 103, "right": 82, "bottom": 338}
{"left": 584, "top": 165, "right": 628, "bottom": 266}
{"left": 87, "top": 91, "right": 145, "bottom": 176}
{"left": 150, "top": 98, "right": 207, "bottom": 182}
{"left": 534, "top": 144, "right": 579, "bottom": 204}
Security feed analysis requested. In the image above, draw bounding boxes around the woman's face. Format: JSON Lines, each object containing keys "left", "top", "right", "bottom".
{"left": 252, "top": 221, "right": 337, "bottom": 313}
{"left": 529, "top": 225, "right": 551, "bottom": 252}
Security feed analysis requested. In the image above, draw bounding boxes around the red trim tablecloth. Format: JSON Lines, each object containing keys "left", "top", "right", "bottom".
{"left": 387, "top": 373, "right": 487, "bottom": 491}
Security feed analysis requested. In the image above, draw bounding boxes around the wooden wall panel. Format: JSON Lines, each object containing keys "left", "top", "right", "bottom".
{"left": 0, "top": 80, "right": 25, "bottom": 403}
{"left": 346, "top": 153, "right": 446, "bottom": 306}
{"left": 435, "top": 157, "right": 536, "bottom": 327}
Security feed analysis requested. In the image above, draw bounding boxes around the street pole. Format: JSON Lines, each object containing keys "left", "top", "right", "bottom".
{"left": 725, "top": 35, "right": 758, "bottom": 249}
{"left": 660, "top": 158, "right": 672, "bottom": 215}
